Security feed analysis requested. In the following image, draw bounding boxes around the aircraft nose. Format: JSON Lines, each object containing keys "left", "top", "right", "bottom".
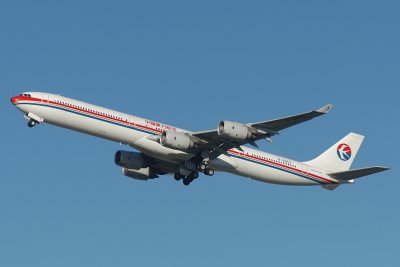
{"left": 10, "top": 95, "right": 24, "bottom": 105}
{"left": 10, "top": 96, "right": 18, "bottom": 105}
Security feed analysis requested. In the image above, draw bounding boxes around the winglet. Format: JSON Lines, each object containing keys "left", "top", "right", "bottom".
{"left": 316, "top": 104, "right": 333, "bottom": 114}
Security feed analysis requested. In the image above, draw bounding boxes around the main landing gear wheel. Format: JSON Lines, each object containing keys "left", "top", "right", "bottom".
{"left": 198, "top": 160, "right": 214, "bottom": 176}
{"left": 204, "top": 168, "right": 214, "bottom": 176}
{"left": 174, "top": 174, "right": 182, "bottom": 181}
{"left": 28, "top": 120, "right": 37, "bottom": 128}
{"left": 198, "top": 163, "right": 207, "bottom": 171}
{"left": 182, "top": 172, "right": 198, "bottom": 186}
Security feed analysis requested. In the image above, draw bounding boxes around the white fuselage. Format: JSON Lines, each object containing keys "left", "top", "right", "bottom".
{"left": 11, "top": 92, "right": 339, "bottom": 186}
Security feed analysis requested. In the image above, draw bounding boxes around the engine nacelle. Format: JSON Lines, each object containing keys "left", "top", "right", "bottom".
{"left": 123, "top": 167, "right": 158, "bottom": 181}
{"left": 160, "top": 131, "right": 196, "bottom": 151}
{"left": 218, "top": 120, "right": 253, "bottom": 140}
{"left": 114, "top": 150, "right": 146, "bottom": 170}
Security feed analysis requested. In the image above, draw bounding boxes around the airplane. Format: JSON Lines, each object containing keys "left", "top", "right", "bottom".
{"left": 10, "top": 92, "right": 389, "bottom": 190}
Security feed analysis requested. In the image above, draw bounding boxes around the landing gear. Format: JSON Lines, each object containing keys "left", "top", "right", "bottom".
{"left": 198, "top": 163, "right": 207, "bottom": 171}
{"left": 174, "top": 173, "right": 184, "bottom": 181}
{"left": 198, "top": 160, "right": 214, "bottom": 176}
{"left": 176, "top": 158, "right": 215, "bottom": 186}
{"left": 28, "top": 120, "right": 37, "bottom": 128}
{"left": 183, "top": 178, "right": 191, "bottom": 186}
{"left": 182, "top": 172, "right": 198, "bottom": 186}
{"left": 204, "top": 168, "right": 214, "bottom": 176}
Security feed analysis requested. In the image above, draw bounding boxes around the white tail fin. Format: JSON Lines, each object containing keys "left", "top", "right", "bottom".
{"left": 304, "top": 133, "right": 364, "bottom": 172}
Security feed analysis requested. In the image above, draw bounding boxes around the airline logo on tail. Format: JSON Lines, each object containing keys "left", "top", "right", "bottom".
{"left": 337, "top": 144, "right": 352, "bottom": 161}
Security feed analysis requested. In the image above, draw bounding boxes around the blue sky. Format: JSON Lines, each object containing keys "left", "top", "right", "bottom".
{"left": 1, "top": 1, "right": 399, "bottom": 266}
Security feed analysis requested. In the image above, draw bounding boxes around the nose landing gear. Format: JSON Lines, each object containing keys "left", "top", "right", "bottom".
{"left": 28, "top": 119, "right": 37, "bottom": 128}
{"left": 25, "top": 113, "right": 43, "bottom": 128}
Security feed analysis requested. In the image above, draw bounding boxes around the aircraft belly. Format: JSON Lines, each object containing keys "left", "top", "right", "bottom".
{"left": 209, "top": 154, "right": 239, "bottom": 172}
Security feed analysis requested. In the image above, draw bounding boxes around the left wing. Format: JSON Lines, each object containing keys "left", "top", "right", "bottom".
{"left": 192, "top": 104, "right": 333, "bottom": 159}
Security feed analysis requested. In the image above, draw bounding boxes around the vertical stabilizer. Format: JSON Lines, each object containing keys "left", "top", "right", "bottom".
{"left": 304, "top": 133, "right": 364, "bottom": 172}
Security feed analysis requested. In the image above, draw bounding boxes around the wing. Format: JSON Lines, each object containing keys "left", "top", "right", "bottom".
{"left": 250, "top": 104, "right": 333, "bottom": 133}
{"left": 192, "top": 104, "right": 333, "bottom": 159}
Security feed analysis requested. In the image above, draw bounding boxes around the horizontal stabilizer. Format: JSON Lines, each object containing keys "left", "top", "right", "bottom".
{"left": 328, "top": 166, "right": 389, "bottom": 181}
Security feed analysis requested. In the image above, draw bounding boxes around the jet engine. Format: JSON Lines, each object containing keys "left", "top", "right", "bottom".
{"left": 160, "top": 131, "right": 196, "bottom": 151}
{"left": 114, "top": 150, "right": 147, "bottom": 170}
{"left": 218, "top": 121, "right": 254, "bottom": 140}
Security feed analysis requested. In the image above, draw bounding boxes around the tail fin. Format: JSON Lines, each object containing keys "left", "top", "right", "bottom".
{"left": 304, "top": 133, "right": 364, "bottom": 172}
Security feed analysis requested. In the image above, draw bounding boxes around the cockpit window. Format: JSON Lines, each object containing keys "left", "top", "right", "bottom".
{"left": 20, "top": 94, "right": 31, "bottom": 97}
